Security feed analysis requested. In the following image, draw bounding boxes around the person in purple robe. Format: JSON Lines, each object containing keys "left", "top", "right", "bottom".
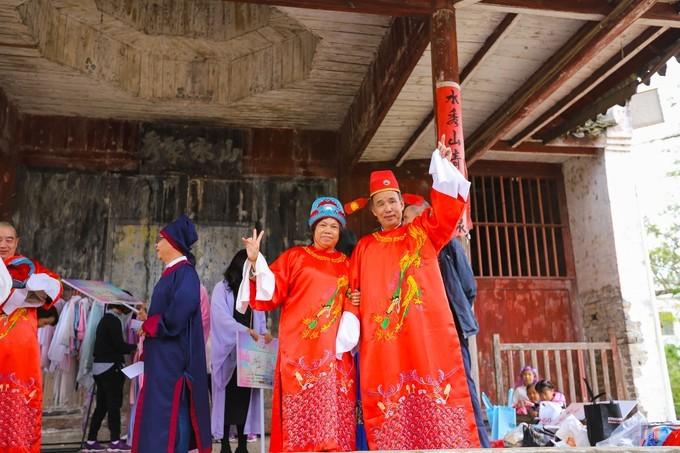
{"left": 132, "top": 214, "right": 211, "bottom": 453}
{"left": 210, "top": 250, "right": 270, "bottom": 453}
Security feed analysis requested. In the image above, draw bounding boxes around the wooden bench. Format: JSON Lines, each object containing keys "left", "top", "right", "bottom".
{"left": 492, "top": 331, "right": 629, "bottom": 404}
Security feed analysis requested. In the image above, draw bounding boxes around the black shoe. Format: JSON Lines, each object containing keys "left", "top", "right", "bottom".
{"left": 221, "top": 439, "right": 233, "bottom": 453}
{"left": 235, "top": 435, "right": 248, "bottom": 453}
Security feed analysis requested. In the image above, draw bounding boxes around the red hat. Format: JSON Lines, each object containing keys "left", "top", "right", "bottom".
{"left": 370, "top": 170, "right": 400, "bottom": 197}
{"left": 343, "top": 170, "right": 425, "bottom": 216}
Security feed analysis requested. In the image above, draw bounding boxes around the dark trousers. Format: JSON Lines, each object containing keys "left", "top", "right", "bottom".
{"left": 88, "top": 365, "right": 125, "bottom": 442}
{"left": 460, "top": 337, "right": 491, "bottom": 448}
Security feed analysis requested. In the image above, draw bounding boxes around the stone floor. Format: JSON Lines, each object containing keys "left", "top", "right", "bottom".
{"left": 41, "top": 437, "right": 679, "bottom": 453}
{"left": 41, "top": 414, "right": 677, "bottom": 453}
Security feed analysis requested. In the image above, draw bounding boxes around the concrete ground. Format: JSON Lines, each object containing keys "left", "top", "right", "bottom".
{"left": 40, "top": 435, "right": 680, "bottom": 452}
{"left": 210, "top": 437, "right": 270, "bottom": 453}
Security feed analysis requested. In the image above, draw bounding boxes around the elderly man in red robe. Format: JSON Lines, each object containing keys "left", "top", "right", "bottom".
{"left": 0, "top": 221, "right": 62, "bottom": 453}
{"left": 337, "top": 142, "right": 481, "bottom": 450}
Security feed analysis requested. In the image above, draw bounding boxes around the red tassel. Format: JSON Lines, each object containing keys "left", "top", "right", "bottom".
{"left": 344, "top": 198, "right": 368, "bottom": 215}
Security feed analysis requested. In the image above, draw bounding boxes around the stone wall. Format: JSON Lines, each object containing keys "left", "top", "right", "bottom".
{"left": 13, "top": 170, "right": 333, "bottom": 304}
{"left": 563, "top": 106, "right": 675, "bottom": 421}
{"left": 8, "top": 119, "right": 337, "bottom": 331}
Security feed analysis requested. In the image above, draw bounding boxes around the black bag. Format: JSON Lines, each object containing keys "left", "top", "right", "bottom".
{"left": 522, "top": 425, "right": 557, "bottom": 447}
{"left": 583, "top": 378, "right": 623, "bottom": 446}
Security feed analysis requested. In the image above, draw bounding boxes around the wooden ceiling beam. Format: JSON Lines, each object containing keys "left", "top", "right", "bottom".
{"left": 227, "top": 0, "right": 680, "bottom": 28}
{"left": 392, "top": 12, "right": 518, "bottom": 166}
{"left": 393, "top": 111, "right": 433, "bottom": 166}
{"left": 223, "top": 0, "right": 440, "bottom": 16}
{"left": 454, "top": 0, "right": 484, "bottom": 7}
{"left": 464, "top": 0, "right": 661, "bottom": 165}
{"left": 490, "top": 140, "right": 601, "bottom": 156}
{"left": 509, "top": 25, "right": 667, "bottom": 146}
{"left": 460, "top": 13, "right": 519, "bottom": 82}
{"left": 339, "top": 15, "right": 431, "bottom": 167}
{"left": 537, "top": 28, "right": 680, "bottom": 143}
{"left": 475, "top": 1, "right": 680, "bottom": 28}
{"left": 229, "top": 0, "right": 680, "bottom": 27}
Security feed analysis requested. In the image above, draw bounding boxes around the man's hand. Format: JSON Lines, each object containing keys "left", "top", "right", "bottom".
{"left": 242, "top": 229, "right": 265, "bottom": 265}
{"left": 263, "top": 332, "right": 274, "bottom": 344}
{"left": 137, "top": 307, "right": 148, "bottom": 321}
{"left": 350, "top": 289, "right": 360, "bottom": 306}
{"left": 249, "top": 328, "right": 260, "bottom": 342}
{"left": 437, "top": 134, "right": 453, "bottom": 162}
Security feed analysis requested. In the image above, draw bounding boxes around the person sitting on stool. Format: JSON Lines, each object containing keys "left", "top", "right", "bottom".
{"left": 84, "top": 303, "right": 137, "bottom": 452}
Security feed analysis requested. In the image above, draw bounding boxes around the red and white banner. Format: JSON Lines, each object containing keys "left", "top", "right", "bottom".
{"left": 435, "top": 81, "right": 472, "bottom": 236}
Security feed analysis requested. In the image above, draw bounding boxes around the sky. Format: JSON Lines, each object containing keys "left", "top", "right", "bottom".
{"left": 631, "top": 57, "right": 680, "bottom": 236}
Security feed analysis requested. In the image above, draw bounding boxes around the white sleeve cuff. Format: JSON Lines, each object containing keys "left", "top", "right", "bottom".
{"left": 26, "top": 273, "right": 62, "bottom": 301}
{"left": 335, "top": 311, "right": 360, "bottom": 358}
{"left": 428, "top": 149, "right": 471, "bottom": 201}
{"left": 0, "top": 260, "right": 11, "bottom": 305}
{"left": 235, "top": 253, "right": 275, "bottom": 314}
{"left": 2, "top": 272, "right": 62, "bottom": 315}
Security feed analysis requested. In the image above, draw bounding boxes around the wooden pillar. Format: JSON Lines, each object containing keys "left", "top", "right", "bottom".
{"left": 0, "top": 155, "right": 18, "bottom": 220}
{"left": 430, "top": 4, "right": 480, "bottom": 395}
{"left": 0, "top": 92, "right": 18, "bottom": 220}
{"left": 430, "top": 5, "right": 471, "bottom": 236}
{"left": 431, "top": 7, "right": 460, "bottom": 86}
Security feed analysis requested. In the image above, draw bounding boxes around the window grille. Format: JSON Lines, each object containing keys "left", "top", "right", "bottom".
{"left": 470, "top": 174, "right": 568, "bottom": 278}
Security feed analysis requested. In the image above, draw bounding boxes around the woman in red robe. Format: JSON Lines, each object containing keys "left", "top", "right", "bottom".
{"left": 339, "top": 145, "right": 481, "bottom": 450}
{"left": 238, "top": 197, "right": 357, "bottom": 452}
{"left": 0, "top": 223, "right": 62, "bottom": 453}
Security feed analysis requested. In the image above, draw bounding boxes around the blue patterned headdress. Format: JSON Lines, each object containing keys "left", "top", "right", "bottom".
{"left": 308, "top": 197, "right": 346, "bottom": 228}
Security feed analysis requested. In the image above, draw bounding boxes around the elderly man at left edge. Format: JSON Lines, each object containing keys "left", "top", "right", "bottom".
{"left": 0, "top": 221, "right": 63, "bottom": 453}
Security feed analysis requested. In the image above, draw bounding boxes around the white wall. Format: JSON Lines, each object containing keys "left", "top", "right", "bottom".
{"left": 563, "top": 106, "right": 676, "bottom": 421}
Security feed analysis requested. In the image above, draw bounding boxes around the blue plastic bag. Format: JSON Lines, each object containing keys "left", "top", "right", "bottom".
{"left": 483, "top": 390, "right": 517, "bottom": 440}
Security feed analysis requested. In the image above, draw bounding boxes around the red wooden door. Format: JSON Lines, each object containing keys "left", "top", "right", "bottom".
{"left": 475, "top": 278, "right": 577, "bottom": 400}
{"left": 468, "top": 162, "right": 579, "bottom": 401}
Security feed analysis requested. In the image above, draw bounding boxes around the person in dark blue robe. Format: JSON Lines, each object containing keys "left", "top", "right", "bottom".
{"left": 438, "top": 238, "right": 490, "bottom": 448}
{"left": 132, "top": 214, "right": 211, "bottom": 453}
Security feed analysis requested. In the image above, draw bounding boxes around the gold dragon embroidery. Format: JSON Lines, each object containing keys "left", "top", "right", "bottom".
{"left": 0, "top": 309, "right": 29, "bottom": 340}
{"left": 302, "top": 275, "right": 349, "bottom": 339}
{"left": 373, "top": 225, "right": 427, "bottom": 340}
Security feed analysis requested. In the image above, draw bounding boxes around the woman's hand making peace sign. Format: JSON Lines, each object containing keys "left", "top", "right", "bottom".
{"left": 242, "top": 228, "right": 264, "bottom": 265}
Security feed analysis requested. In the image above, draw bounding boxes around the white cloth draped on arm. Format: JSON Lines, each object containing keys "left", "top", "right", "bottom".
{"left": 0, "top": 259, "right": 10, "bottom": 304}
{"left": 335, "top": 311, "right": 360, "bottom": 359}
{"left": 235, "top": 252, "right": 275, "bottom": 314}
{"left": 428, "top": 149, "right": 471, "bottom": 202}
{"left": 1, "top": 272, "right": 62, "bottom": 315}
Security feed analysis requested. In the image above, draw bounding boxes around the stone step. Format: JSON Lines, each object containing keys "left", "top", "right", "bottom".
{"left": 42, "top": 427, "right": 83, "bottom": 446}
{"left": 43, "top": 410, "right": 83, "bottom": 431}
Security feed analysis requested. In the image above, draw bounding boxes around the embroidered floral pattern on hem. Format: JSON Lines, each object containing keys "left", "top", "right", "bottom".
{"left": 370, "top": 398, "right": 472, "bottom": 450}
{"left": 282, "top": 352, "right": 355, "bottom": 451}
{"left": 0, "top": 373, "right": 41, "bottom": 449}
{"left": 368, "top": 368, "right": 472, "bottom": 450}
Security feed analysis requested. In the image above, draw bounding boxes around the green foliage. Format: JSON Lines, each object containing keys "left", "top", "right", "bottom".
{"left": 669, "top": 159, "right": 680, "bottom": 178}
{"left": 665, "top": 344, "right": 680, "bottom": 417}
{"left": 645, "top": 155, "right": 680, "bottom": 295}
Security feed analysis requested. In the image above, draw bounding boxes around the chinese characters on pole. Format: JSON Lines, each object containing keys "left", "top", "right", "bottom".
{"left": 435, "top": 81, "right": 472, "bottom": 236}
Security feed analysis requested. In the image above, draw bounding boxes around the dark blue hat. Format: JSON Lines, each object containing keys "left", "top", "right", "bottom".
{"left": 160, "top": 214, "right": 198, "bottom": 258}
